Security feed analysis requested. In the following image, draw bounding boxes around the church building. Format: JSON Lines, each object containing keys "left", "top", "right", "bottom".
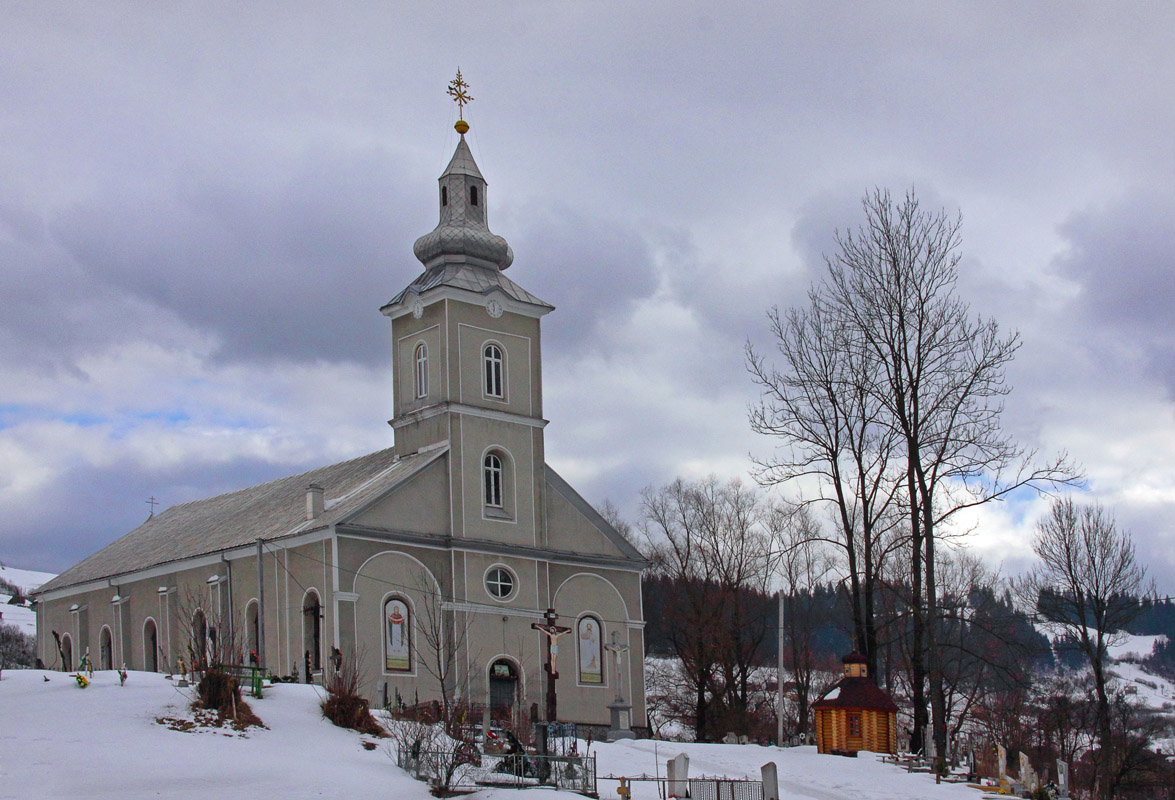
{"left": 33, "top": 95, "right": 648, "bottom": 732}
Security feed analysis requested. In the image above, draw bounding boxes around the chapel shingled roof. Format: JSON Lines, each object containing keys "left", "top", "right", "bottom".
{"left": 812, "top": 676, "right": 900, "bottom": 713}
{"left": 35, "top": 447, "right": 445, "bottom": 595}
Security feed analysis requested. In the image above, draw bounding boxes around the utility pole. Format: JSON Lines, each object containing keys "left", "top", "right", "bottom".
{"left": 777, "top": 589, "right": 785, "bottom": 746}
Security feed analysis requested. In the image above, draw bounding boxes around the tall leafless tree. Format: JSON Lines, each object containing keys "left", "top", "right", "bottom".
{"left": 752, "top": 187, "right": 1078, "bottom": 763}
{"left": 821, "top": 188, "right": 1078, "bottom": 763}
{"left": 1021, "top": 498, "right": 1148, "bottom": 800}
{"left": 748, "top": 297, "right": 904, "bottom": 681}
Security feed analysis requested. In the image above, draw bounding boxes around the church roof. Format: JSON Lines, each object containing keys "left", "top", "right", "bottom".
{"left": 384, "top": 261, "right": 552, "bottom": 310}
{"left": 36, "top": 447, "right": 445, "bottom": 595}
{"left": 812, "top": 675, "right": 900, "bottom": 713}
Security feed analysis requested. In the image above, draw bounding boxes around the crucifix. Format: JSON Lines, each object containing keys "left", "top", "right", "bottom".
{"left": 603, "top": 630, "right": 629, "bottom": 703}
{"left": 146, "top": 496, "right": 159, "bottom": 518}
{"left": 531, "top": 607, "right": 571, "bottom": 723}
{"left": 604, "top": 630, "right": 635, "bottom": 740}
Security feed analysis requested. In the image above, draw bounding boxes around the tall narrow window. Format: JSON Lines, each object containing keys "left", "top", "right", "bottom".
{"left": 441, "top": 185, "right": 448, "bottom": 206}
{"left": 414, "top": 343, "right": 428, "bottom": 399}
{"left": 484, "top": 344, "right": 504, "bottom": 398}
{"left": 484, "top": 452, "right": 503, "bottom": 508}
{"left": 470, "top": 185, "right": 479, "bottom": 206}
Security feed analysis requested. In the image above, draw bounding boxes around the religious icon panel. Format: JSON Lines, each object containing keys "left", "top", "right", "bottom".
{"left": 578, "top": 615, "right": 603, "bottom": 684}
{"left": 385, "top": 598, "right": 411, "bottom": 671}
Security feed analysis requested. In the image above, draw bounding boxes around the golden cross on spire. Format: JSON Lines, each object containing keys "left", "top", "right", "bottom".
{"left": 447, "top": 69, "right": 473, "bottom": 133}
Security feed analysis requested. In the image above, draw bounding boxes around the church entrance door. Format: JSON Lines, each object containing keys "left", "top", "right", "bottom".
{"left": 489, "top": 658, "right": 519, "bottom": 721}
{"left": 100, "top": 626, "right": 113, "bottom": 670}
{"left": 144, "top": 619, "right": 158, "bottom": 672}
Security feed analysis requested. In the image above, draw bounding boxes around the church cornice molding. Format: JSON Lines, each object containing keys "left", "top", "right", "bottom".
{"left": 381, "top": 283, "right": 552, "bottom": 321}
{"left": 390, "top": 401, "right": 548, "bottom": 431}
{"left": 335, "top": 522, "right": 646, "bottom": 572}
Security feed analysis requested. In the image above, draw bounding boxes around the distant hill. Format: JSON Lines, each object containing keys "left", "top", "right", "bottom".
{"left": 0, "top": 563, "right": 57, "bottom": 637}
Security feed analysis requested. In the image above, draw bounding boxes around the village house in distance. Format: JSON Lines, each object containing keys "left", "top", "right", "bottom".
{"left": 33, "top": 79, "right": 648, "bottom": 733}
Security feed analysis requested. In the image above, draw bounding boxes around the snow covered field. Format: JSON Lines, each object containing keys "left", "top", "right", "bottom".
{"left": 0, "top": 564, "right": 54, "bottom": 636}
{"left": 0, "top": 669, "right": 978, "bottom": 800}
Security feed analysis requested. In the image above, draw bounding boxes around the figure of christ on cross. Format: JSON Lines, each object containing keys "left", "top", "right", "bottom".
{"left": 531, "top": 608, "right": 571, "bottom": 723}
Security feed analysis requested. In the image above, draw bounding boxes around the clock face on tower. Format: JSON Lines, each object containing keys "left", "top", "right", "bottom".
{"left": 486, "top": 299, "right": 504, "bottom": 319}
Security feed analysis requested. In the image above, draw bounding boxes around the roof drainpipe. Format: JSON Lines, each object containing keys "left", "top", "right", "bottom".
{"left": 306, "top": 484, "right": 324, "bottom": 521}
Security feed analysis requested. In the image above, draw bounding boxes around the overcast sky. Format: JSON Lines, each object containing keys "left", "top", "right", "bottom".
{"left": 3, "top": 2, "right": 1174, "bottom": 592}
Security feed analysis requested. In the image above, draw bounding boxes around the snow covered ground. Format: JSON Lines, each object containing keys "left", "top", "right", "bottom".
{"left": 0, "top": 669, "right": 979, "bottom": 800}
{"left": 0, "top": 564, "right": 54, "bottom": 636}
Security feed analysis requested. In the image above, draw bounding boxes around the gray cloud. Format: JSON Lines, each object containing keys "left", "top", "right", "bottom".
{"left": 4, "top": 2, "right": 1175, "bottom": 596}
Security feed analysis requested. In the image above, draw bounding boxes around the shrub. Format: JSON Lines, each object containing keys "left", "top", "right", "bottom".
{"left": 193, "top": 669, "right": 262, "bottom": 728}
{"left": 322, "top": 648, "right": 385, "bottom": 737}
{"left": 0, "top": 622, "right": 36, "bottom": 675}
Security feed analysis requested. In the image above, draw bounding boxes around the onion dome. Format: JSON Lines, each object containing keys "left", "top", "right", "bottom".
{"left": 412, "top": 130, "right": 514, "bottom": 271}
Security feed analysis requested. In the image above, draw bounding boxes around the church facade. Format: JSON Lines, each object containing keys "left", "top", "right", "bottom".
{"left": 33, "top": 117, "right": 648, "bottom": 731}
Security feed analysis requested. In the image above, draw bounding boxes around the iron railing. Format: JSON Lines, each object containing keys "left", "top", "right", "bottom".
{"left": 397, "top": 749, "right": 597, "bottom": 797}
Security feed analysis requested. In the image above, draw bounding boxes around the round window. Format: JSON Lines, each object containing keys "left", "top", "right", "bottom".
{"left": 485, "top": 567, "right": 516, "bottom": 600}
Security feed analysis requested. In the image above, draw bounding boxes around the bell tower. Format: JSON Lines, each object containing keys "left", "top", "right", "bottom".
{"left": 380, "top": 73, "right": 553, "bottom": 545}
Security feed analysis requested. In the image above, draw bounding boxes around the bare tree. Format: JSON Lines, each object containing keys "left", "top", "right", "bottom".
{"left": 748, "top": 297, "right": 905, "bottom": 681}
{"left": 818, "top": 188, "right": 1079, "bottom": 763}
{"left": 411, "top": 569, "right": 478, "bottom": 735}
{"left": 1021, "top": 498, "right": 1148, "bottom": 800}
{"left": 771, "top": 504, "right": 835, "bottom": 737}
{"left": 641, "top": 476, "right": 776, "bottom": 740}
{"left": 598, "top": 499, "right": 643, "bottom": 553}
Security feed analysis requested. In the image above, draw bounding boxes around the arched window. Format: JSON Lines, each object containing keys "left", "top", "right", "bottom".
{"left": 441, "top": 185, "right": 448, "bottom": 206}
{"left": 577, "top": 616, "right": 604, "bottom": 684}
{"left": 384, "top": 597, "right": 412, "bottom": 672}
{"left": 470, "top": 185, "right": 479, "bottom": 206}
{"left": 303, "top": 591, "right": 322, "bottom": 673}
{"left": 484, "top": 452, "right": 503, "bottom": 509}
{"left": 414, "top": 342, "right": 428, "bottom": 399}
{"left": 483, "top": 344, "right": 504, "bottom": 398}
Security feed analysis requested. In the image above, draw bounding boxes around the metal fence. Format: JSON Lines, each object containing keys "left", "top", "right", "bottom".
{"left": 398, "top": 749, "right": 597, "bottom": 797}
{"left": 687, "top": 778, "right": 763, "bottom": 800}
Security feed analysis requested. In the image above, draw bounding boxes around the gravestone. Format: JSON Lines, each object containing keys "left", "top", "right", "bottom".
{"left": 996, "top": 744, "right": 1007, "bottom": 780}
{"left": 761, "top": 761, "right": 779, "bottom": 800}
{"left": 668, "top": 752, "right": 690, "bottom": 798}
{"left": 1057, "top": 760, "right": 1070, "bottom": 799}
{"left": 1019, "top": 751, "right": 1037, "bottom": 792}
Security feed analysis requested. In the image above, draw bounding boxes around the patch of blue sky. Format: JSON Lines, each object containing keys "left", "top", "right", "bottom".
{"left": 0, "top": 404, "right": 109, "bottom": 430}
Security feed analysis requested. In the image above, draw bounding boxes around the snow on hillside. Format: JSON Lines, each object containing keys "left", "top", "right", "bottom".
{"left": 0, "top": 563, "right": 56, "bottom": 593}
{"left": 1107, "top": 631, "right": 1167, "bottom": 662}
{"left": 0, "top": 669, "right": 980, "bottom": 800}
{"left": 0, "top": 564, "right": 54, "bottom": 636}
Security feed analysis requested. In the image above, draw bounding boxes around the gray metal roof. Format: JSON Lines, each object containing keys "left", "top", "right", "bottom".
{"left": 386, "top": 262, "right": 552, "bottom": 309}
{"left": 36, "top": 447, "right": 445, "bottom": 594}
